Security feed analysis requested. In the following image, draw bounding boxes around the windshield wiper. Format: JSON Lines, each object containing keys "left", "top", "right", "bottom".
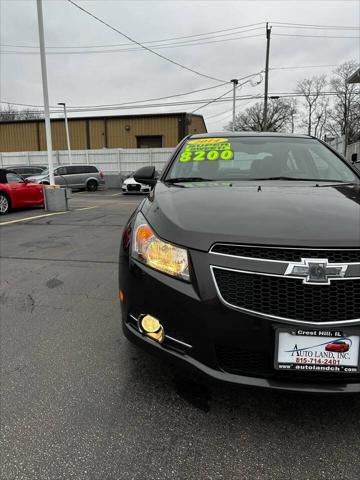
{"left": 250, "top": 176, "right": 357, "bottom": 185}
{"left": 251, "top": 176, "right": 354, "bottom": 182}
{"left": 252, "top": 176, "right": 317, "bottom": 181}
{"left": 165, "top": 177, "right": 212, "bottom": 184}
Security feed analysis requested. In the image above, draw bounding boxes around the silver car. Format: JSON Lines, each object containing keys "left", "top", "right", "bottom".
{"left": 122, "top": 175, "right": 151, "bottom": 194}
{"left": 28, "top": 165, "right": 105, "bottom": 191}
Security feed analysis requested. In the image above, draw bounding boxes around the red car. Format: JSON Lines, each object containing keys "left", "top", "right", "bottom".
{"left": 325, "top": 340, "right": 350, "bottom": 353}
{"left": 0, "top": 169, "right": 44, "bottom": 215}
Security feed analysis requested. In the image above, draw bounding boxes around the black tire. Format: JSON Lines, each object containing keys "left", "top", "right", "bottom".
{"left": 40, "top": 181, "right": 50, "bottom": 185}
{"left": 0, "top": 192, "right": 10, "bottom": 215}
{"left": 87, "top": 180, "right": 98, "bottom": 192}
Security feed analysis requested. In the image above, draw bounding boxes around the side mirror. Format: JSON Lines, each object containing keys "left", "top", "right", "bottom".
{"left": 24, "top": 178, "right": 30, "bottom": 183}
{"left": 134, "top": 166, "right": 157, "bottom": 186}
{"left": 351, "top": 153, "right": 358, "bottom": 164}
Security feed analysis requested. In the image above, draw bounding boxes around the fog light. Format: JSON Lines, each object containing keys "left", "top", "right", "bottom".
{"left": 140, "top": 314, "right": 164, "bottom": 343}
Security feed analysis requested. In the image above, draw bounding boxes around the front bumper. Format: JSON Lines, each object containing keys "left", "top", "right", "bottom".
{"left": 119, "top": 249, "right": 360, "bottom": 394}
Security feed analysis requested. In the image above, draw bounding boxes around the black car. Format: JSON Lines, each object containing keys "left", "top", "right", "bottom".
{"left": 5, "top": 165, "right": 47, "bottom": 179}
{"left": 119, "top": 133, "right": 360, "bottom": 394}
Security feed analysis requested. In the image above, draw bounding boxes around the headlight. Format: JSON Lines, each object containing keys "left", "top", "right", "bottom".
{"left": 131, "top": 212, "right": 189, "bottom": 281}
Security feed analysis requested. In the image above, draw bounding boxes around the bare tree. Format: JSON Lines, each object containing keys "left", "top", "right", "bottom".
{"left": 296, "top": 75, "right": 327, "bottom": 136}
{"left": 326, "top": 61, "right": 360, "bottom": 152}
{"left": 227, "top": 98, "right": 296, "bottom": 132}
{"left": 0, "top": 104, "right": 42, "bottom": 122}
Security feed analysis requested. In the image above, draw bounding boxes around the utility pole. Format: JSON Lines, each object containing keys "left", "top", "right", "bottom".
{"left": 263, "top": 22, "right": 271, "bottom": 131}
{"left": 58, "top": 102, "right": 72, "bottom": 164}
{"left": 36, "top": 0, "right": 55, "bottom": 185}
{"left": 231, "top": 79, "right": 238, "bottom": 131}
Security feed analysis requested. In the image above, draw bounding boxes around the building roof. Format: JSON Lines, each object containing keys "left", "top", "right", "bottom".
{"left": 347, "top": 68, "right": 360, "bottom": 84}
{"left": 0, "top": 111, "right": 204, "bottom": 125}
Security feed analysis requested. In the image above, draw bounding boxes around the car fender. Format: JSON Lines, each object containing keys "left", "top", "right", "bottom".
{"left": 85, "top": 176, "right": 100, "bottom": 185}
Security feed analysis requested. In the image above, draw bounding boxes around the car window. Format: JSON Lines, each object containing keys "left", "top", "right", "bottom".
{"left": 66, "top": 166, "right": 89, "bottom": 174}
{"left": 166, "top": 137, "right": 358, "bottom": 183}
{"left": 13, "top": 168, "right": 27, "bottom": 175}
{"left": 56, "top": 167, "right": 67, "bottom": 176}
{"left": 6, "top": 172, "right": 24, "bottom": 183}
{"left": 83, "top": 166, "right": 98, "bottom": 173}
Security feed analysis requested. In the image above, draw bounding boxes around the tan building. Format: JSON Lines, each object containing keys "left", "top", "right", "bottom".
{"left": 0, "top": 112, "right": 207, "bottom": 152}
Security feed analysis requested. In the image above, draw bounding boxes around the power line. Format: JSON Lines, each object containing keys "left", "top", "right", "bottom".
{"left": 3, "top": 21, "right": 358, "bottom": 50}
{"left": 273, "top": 33, "right": 359, "bottom": 39}
{"left": 1, "top": 71, "right": 263, "bottom": 112}
{"left": 192, "top": 87, "right": 235, "bottom": 114}
{"left": 205, "top": 94, "right": 270, "bottom": 122}
{"left": 270, "top": 64, "right": 339, "bottom": 70}
{"left": 1, "top": 32, "right": 264, "bottom": 55}
{"left": 0, "top": 91, "right": 345, "bottom": 116}
{"left": 191, "top": 72, "right": 263, "bottom": 113}
{"left": 1, "top": 23, "right": 265, "bottom": 49}
{"left": 271, "top": 21, "right": 359, "bottom": 29}
{"left": 66, "top": 0, "right": 226, "bottom": 82}
{"left": 0, "top": 81, "right": 231, "bottom": 109}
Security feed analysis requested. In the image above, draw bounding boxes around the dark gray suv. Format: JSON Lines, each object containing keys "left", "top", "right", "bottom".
{"left": 28, "top": 164, "right": 105, "bottom": 191}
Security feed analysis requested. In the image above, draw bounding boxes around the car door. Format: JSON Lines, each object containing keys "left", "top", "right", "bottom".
{"left": 72, "top": 165, "right": 87, "bottom": 188}
{"left": 5, "top": 172, "right": 32, "bottom": 207}
{"left": 23, "top": 181, "right": 44, "bottom": 205}
{"left": 61, "top": 165, "right": 80, "bottom": 188}
{"left": 54, "top": 166, "right": 67, "bottom": 186}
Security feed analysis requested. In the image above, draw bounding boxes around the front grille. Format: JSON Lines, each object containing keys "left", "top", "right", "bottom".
{"left": 127, "top": 184, "right": 141, "bottom": 191}
{"left": 215, "top": 345, "right": 269, "bottom": 375}
{"left": 213, "top": 267, "right": 360, "bottom": 322}
{"left": 211, "top": 244, "right": 360, "bottom": 264}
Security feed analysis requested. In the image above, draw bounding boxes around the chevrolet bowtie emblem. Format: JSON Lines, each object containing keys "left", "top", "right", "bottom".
{"left": 285, "top": 258, "right": 348, "bottom": 285}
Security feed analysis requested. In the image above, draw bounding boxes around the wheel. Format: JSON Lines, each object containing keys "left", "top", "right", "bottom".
{"left": 0, "top": 193, "right": 10, "bottom": 215}
{"left": 40, "top": 181, "right": 50, "bottom": 185}
{"left": 87, "top": 180, "right": 98, "bottom": 192}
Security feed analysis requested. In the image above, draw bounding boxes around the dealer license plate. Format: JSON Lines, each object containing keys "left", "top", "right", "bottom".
{"left": 275, "top": 330, "right": 360, "bottom": 373}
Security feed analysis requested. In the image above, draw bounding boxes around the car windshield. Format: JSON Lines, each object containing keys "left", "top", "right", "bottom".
{"left": 165, "top": 136, "right": 358, "bottom": 184}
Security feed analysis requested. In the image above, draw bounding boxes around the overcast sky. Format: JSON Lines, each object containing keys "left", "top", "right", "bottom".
{"left": 0, "top": 0, "right": 359, "bottom": 131}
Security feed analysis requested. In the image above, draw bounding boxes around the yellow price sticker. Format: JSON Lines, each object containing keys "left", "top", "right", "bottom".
{"left": 179, "top": 149, "right": 234, "bottom": 162}
{"left": 188, "top": 138, "right": 228, "bottom": 145}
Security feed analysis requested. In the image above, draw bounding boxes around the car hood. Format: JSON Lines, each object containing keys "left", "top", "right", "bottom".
{"left": 27, "top": 174, "right": 48, "bottom": 182}
{"left": 123, "top": 178, "right": 139, "bottom": 185}
{"left": 141, "top": 182, "right": 360, "bottom": 250}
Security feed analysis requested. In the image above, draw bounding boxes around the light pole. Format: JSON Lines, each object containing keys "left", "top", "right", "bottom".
{"left": 36, "top": 0, "right": 55, "bottom": 185}
{"left": 263, "top": 23, "right": 272, "bottom": 131}
{"left": 231, "top": 79, "right": 238, "bottom": 131}
{"left": 58, "top": 102, "right": 72, "bottom": 164}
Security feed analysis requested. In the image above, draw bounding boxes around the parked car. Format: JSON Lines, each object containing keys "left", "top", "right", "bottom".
{"left": 122, "top": 171, "right": 158, "bottom": 194}
{"left": 27, "top": 165, "right": 105, "bottom": 191}
{"left": 0, "top": 169, "right": 44, "bottom": 214}
{"left": 325, "top": 340, "right": 350, "bottom": 353}
{"left": 119, "top": 132, "right": 360, "bottom": 394}
{"left": 4, "top": 165, "right": 47, "bottom": 179}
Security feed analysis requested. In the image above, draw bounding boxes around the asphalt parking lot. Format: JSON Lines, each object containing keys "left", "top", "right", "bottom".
{"left": 1, "top": 190, "right": 360, "bottom": 480}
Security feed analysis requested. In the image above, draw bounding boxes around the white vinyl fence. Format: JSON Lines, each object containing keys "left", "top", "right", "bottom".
{"left": 326, "top": 136, "right": 360, "bottom": 161}
{"left": 0, "top": 147, "right": 174, "bottom": 176}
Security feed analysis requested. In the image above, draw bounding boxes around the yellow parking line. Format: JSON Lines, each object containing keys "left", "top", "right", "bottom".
{"left": 0, "top": 210, "right": 69, "bottom": 226}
